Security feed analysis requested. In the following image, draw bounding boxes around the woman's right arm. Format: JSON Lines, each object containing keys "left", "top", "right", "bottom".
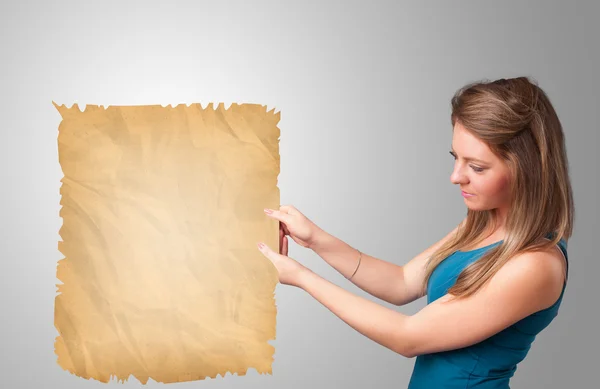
{"left": 309, "top": 222, "right": 462, "bottom": 306}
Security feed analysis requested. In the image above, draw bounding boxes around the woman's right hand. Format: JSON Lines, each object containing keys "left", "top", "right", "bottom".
{"left": 264, "top": 205, "right": 323, "bottom": 254}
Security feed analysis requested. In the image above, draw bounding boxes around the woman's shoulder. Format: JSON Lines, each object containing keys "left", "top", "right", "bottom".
{"left": 499, "top": 242, "right": 567, "bottom": 310}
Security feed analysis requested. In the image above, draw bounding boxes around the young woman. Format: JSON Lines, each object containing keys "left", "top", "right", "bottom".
{"left": 257, "top": 76, "right": 574, "bottom": 388}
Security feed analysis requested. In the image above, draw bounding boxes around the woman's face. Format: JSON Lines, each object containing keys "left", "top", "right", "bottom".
{"left": 449, "top": 122, "right": 512, "bottom": 212}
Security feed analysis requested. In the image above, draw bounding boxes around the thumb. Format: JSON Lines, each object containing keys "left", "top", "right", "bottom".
{"left": 264, "top": 208, "right": 290, "bottom": 224}
{"left": 257, "top": 242, "right": 278, "bottom": 261}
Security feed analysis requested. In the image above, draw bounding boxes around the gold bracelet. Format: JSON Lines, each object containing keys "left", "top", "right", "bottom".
{"left": 347, "top": 249, "right": 362, "bottom": 280}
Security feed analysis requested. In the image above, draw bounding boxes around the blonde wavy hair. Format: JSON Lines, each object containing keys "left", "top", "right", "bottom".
{"left": 422, "top": 76, "right": 575, "bottom": 299}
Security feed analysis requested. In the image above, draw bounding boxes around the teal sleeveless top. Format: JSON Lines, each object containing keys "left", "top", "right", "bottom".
{"left": 408, "top": 233, "right": 569, "bottom": 389}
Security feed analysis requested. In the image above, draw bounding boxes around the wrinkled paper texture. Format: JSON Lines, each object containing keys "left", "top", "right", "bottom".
{"left": 53, "top": 102, "right": 281, "bottom": 384}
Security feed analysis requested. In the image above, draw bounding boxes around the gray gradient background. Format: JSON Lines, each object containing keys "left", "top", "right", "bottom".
{"left": 1, "top": 0, "right": 597, "bottom": 388}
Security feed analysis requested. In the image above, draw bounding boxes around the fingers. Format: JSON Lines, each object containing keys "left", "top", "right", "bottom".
{"left": 281, "top": 222, "right": 291, "bottom": 236}
{"left": 279, "top": 224, "right": 284, "bottom": 254}
{"left": 267, "top": 205, "right": 294, "bottom": 256}
{"left": 282, "top": 235, "right": 288, "bottom": 256}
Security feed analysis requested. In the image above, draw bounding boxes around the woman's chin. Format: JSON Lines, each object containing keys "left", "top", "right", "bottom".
{"left": 465, "top": 203, "right": 493, "bottom": 212}
{"left": 464, "top": 200, "right": 484, "bottom": 210}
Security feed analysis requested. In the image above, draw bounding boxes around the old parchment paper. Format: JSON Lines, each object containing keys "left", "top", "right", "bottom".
{"left": 53, "top": 102, "right": 281, "bottom": 384}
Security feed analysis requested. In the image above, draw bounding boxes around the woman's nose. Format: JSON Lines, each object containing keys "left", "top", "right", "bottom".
{"left": 450, "top": 167, "right": 468, "bottom": 185}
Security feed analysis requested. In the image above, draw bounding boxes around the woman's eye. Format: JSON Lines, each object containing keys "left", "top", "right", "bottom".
{"left": 450, "top": 151, "right": 484, "bottom": 172}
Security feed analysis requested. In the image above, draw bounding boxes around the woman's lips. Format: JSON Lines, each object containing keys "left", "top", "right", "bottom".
{"left": 461, "top": 191, "right": 475, "bottom": 198}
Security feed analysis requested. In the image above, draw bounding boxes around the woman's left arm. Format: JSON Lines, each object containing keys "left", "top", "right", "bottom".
{"left": 296, "top": 250, "right": 565, "bottom": 358}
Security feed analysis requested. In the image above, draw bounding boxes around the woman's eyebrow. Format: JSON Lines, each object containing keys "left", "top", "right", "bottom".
{"left": 450, "top": 147, "right": 490, "bottom": 164}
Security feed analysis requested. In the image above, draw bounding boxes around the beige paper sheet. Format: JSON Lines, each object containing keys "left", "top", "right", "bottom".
{"left": 53, "top": 102, "right": 281, "bottom": 384}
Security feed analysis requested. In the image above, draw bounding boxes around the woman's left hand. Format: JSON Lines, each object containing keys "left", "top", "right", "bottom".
{"left": 257, "top": 237, "right": 309, "bottom": 288}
